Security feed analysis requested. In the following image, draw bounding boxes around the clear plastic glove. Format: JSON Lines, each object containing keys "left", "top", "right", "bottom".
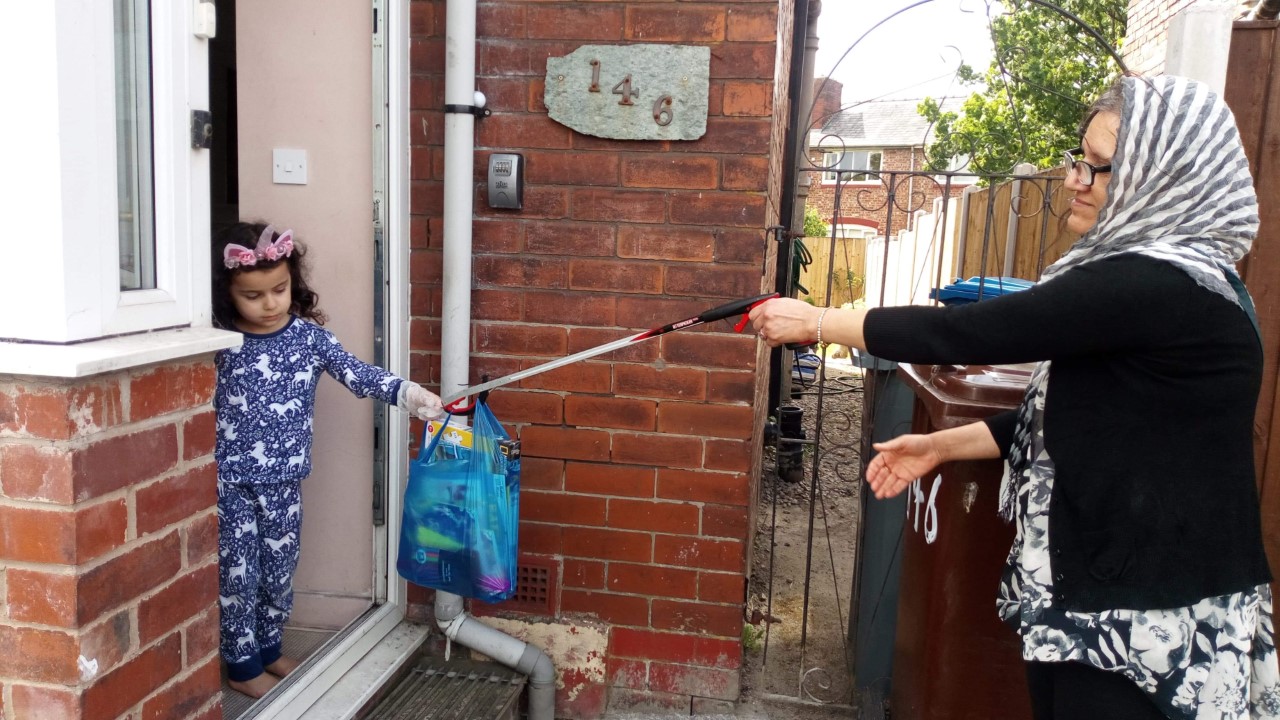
{"left": 397, "top": 381, "right": 444, "bottom": 420}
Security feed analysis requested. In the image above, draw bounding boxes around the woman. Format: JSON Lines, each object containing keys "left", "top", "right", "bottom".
{"left": 751, "top": 75, "right": 1279, "bottom": 719}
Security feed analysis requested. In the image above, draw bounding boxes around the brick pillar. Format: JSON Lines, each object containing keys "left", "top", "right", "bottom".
{"left": 0, "top": 358, "right": 222, "bottom": 720}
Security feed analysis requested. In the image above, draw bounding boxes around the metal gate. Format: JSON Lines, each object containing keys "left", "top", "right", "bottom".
{"left": 748, "top": 164, "right": 1070, "bottom": 711}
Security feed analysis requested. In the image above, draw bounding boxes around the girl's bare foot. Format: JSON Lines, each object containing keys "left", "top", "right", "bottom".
{"left": 229, "top": 672, "right": 279, "bottom": 698}
{"left": 264, "top": 655, "right": 300, "bottom": 677}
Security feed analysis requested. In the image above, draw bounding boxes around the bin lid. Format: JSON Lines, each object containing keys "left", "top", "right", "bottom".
{"left": 899, "top": 363, "right": 1035, "bottom": 427}
{"left": 930, "top": 276, "right": 1034, "bottom": 304}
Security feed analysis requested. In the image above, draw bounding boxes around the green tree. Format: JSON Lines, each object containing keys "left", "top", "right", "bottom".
{"left": 918, "top": 0, "right": 1127, "bottom": 177}
{"left": 803, "top": 205, "right": 829, "bottom": 238}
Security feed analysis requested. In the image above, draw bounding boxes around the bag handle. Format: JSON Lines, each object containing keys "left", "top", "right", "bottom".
{"left": 415, "top": 412, "right": 454, "bottom": 464}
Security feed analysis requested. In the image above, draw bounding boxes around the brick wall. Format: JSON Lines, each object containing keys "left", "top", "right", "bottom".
{"left": 805, "top": 146, "right": 968, "bottom": 234}
{"left": 407, "top": 0, "right": 790, "bottom": 716}
{"left": 1124, "top": 0, "right": 1200, "bottom": 75}
{"left": 0, "top": 360, "right": 221, "bottom": 720}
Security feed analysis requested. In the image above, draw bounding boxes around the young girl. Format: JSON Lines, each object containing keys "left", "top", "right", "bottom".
{"left": 212, "top": 222, "right": 442, "bottom": 697}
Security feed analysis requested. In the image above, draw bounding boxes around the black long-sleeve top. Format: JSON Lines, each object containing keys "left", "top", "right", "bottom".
{"left": 864, "top": 253, "right": 1271, "bottom": 611}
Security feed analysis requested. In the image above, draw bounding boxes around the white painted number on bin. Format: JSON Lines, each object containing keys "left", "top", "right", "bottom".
{"left": 906, "top": 474, "right": 942, "bottom": 544}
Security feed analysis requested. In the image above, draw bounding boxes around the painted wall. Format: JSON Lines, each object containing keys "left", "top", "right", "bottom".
{"left": 237, "top": 0, "right": 378, "bottom": 628}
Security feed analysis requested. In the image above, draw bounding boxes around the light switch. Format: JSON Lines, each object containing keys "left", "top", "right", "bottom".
{"left": 272, "top": 149, "right": 308, "bottom": 185}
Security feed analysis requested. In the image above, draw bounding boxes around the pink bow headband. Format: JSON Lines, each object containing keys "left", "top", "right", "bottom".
{"left": 223, "top": 226, "right": 295, "bottom": 269}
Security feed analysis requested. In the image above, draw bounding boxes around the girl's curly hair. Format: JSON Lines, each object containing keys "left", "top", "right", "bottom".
{"left": 211, "top": 222, "right": 326, "bottom": 329}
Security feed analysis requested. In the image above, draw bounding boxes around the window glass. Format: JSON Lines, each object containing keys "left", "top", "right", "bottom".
{"left": 823, "top": 150, "right": 882, "bottom": 183}
{"left": 114, "top": 0, "right": 156, "bottom": 291}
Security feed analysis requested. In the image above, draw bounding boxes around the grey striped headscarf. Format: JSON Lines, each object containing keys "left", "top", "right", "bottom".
{"left": 998, "top": 75, "right": 1260, "bottom": 522}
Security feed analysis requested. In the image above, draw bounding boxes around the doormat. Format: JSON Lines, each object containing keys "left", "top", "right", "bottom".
{"left": 365, "top": 658, "right": 525, "bottom": 720}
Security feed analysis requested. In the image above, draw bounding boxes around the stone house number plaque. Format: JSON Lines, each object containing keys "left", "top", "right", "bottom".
{"left": 544, "top": 44, "right": 711, "bottom": 141}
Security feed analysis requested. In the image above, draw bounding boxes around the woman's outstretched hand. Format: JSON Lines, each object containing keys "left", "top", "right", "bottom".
{"left": 748, "top": 297, "right": 820, "bottom": 347}
{"left": 866, "top": 434, "right": 944, "bottom": 500}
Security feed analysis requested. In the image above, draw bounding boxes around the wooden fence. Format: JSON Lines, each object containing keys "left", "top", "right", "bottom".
{"left": 954, "top": 168, "right": 1077, "bottom": 282}
{"left": 1227, "top": 19, "right": 1280, "bottom": 575}
{"left": 798, "top": 235, "right": 867, "bottom": 307}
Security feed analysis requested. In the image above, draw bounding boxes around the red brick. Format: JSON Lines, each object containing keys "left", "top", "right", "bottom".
{"left": 476, "top": 324, "right": 567, "bottom": 356}
{"left": 610, "top": 626, "right": 740, "bottom": 669}
{"left": 714, "top": 228, "right": 767, "bottom": 265}
{"left": 722, "top": 80, "right": 774, "bottom": 116}
{"left": 82, "top": 634, "right": 182, "bottom": 720}
{"left": 476, "top": 113, "right": 573, "bottom": 150}
{"left": 523, "top": 292, "right": 618, "bottom": 326}
{"left": 563, "top": 558, "right": 605, "bottom": 589}
{"left": 556, "top": 673, "right": 609, "bottom": 720}
{"left": 184, "top": 510, "right": 220, "bottom": 565}
{"left": 137, "top": 462, "right": 216, "bottom": 535}
{"left": 648, "top": 661, "right": 740, "bottom": 700}
{"left": 182, "top": 410, "right": 216, "bottom": 461}
{"left": 654, "top": 535, "right": 744, "bottom": 573}
{"left": 560, "top": 589, "right": 649, "bottom": 626}
{"left": 473, "top": 255, "right": 568, "bottom": 289}
{"left": 617, "top": 227, "right": 716, "bottom": 263}
{"left": 130, "top": 363, "right": 215, "bottom": 421}
{"left": 676, "top": 118, "right": 771, "bottom": 155}
{"left": 658, "top": 468, "right": 749, "bottom": 506}
{"left": 7, "top": 568, "right": 77, "bottom": 626}
{"left": 568, "top": 329, "right": 659, "bottom": 364}
{"left": 519, "top": 522, "right": 564, "bottom": 556}
{"left": 12, "top": 387, "right": 73, "bottom": 440}
{"left": 185, "top": 607, "right": 221, "bottom": 665}
{"left": 621, "top": 156, "right": 718, "bottom": 190}
{"left": 518, "top": 457, "right": 565, "bottom": 491}
{"left": 614, "top": 365, "right": 706, "bottom": 401}
{"left": 78, "top": 610, "right": 131, "bottom": 678}
{"left": 611, "top": 433, "right": 703, "bottom": 469}
{"left": 72, "top": 424, "right": 179, "bottom": 501}
{"left": 568, "top": 259, "right": 664, "bottom": 294}
{"left": 79, "top": 532, "right": 182, "bottom": 623}
{"left": 564, "top": 462, "right": 654, "bottom": 498}
{"left": 607, "top": 562, "right": 697, "bottom": 599}
{"left": 139, "top": 562, "right": 219, "bottom": 644}
{"left": 608, "top": 657, "right": 648, "bottom": 689}
{"left": 569, "top": 189, "right": 667, "bottom": 224}
{"left": 722, "top": 156, "right": 770, "bottom": 191}
{"left": 521, "top": 491, "right": 607, "bottom": 527}
{"left": 702, "top": 504, "right": 749, "bottom": 539}
{"left": 518, "top": 361, "right": 613, "bottom": 396}
{"left": 526, "top": 221, "right": 617, "bottom": 257}
{"left": 0, "top": 443, "right": 75, "bottom": 503}
{"left": 664, "top": 264, "right": 762, "bottom": 299}
{"left": 522, "top": 426, "right": 610, "bottom": 462}
{"left": 10, "top": 684, "right": 81, "bottom": 719}
{"left": 657, "top": 403, "right": 754, "bottom": 440}
{"left": 0, "top": 503, "right": 75, "bottom": 563}
{"left": 662, "top": 333, "right": 758, "bottom": 370}
{"left": 408, "top": 317, "right": 441, "bottom": 352}
{"left": 563, "top": 527, "right": 652, "bottom": 563}
{"left": 699, "top": 572, "right": 746, "bottom": 606}
{"left": 613, "top": 296, "right": 707, "bottom": 330}
{"left": 565, "top": 396, "right": 656, "bottom": 431}
{"left": 472, "top": 219, "right": 523, "bottom": 254}
{"left": 476, "top": 3, "right": 526, "bottom": 38}
{"left": 652, "top": 599, "right": 743, "bottom": 637}
{"left": 607, "top": 499, "right": 699, "bottom": 535}
{"left": 727, "top": 6, "right": 777, "bottom": 42}
{"left": 626, "top": 6, "right": 725, "bottom": 42}
{"left": 704, "top": 439, "right": 752, "bottom": 473}
{"left": 141, "top": 655, "right": 221, "bottom": 720}
{"left": 706, "top": 371, "right": 756, "bottom": 404}
{"left": 606, "top": 687, "right": 690, "bottom": 714}
{"left": 471, "top": 287, "right": 524, "bottom": 321}
{"left": 710, "top": 43, "right": 775, "bottom": 80}
{"left": 0, "top": 625, "right": 77, "bottom": 683}
{"left": 486, "top": 389, "right": 563, "bottom": 422}
{"left": 523, "top": 153, "right": 620, "bottom": 189}
{"left": 528, "top": 5, "right": 623, "bottom": 39}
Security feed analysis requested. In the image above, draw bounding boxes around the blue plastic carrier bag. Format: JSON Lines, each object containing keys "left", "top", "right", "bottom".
{"left": 396, "top": 401, "right": 520, "bottom": 602}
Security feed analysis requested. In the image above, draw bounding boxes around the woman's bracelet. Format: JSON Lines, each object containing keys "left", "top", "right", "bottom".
{"left": 816, "top": 307, "right": 830, "bottom": 346}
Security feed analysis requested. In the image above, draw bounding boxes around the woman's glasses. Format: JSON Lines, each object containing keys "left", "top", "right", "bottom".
{"left": 1063, "top": 148, "right": 1112, "bottom": 187}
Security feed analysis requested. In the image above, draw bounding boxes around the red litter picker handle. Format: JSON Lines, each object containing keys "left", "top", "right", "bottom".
{"left": 730, "top": 293, "right": 817, "bottom": 350}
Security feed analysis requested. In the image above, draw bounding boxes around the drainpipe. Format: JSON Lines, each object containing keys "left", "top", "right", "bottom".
{"left": 438, "top": 0, "right": 556, "bottom": 718}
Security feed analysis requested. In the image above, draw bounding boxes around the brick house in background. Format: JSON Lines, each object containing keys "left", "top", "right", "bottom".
{"left": 804, "top": 78, "right": 969, "bottom": 239}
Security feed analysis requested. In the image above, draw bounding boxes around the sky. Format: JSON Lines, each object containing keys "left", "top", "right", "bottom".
{"left": 812, "top": 0, "right": 999, "bottom": 106}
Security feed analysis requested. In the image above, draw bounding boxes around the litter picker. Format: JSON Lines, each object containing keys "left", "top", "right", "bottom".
{"left": 441, "top": 292, "right": 807, "bottom": 412}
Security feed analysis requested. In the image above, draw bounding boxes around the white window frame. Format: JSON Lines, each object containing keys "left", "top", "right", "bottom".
{"left": 0, "top": 1, "right": 210, "bottom": 344}
{"left": 822, "top": 149, "right": 883, "bottom": 184}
